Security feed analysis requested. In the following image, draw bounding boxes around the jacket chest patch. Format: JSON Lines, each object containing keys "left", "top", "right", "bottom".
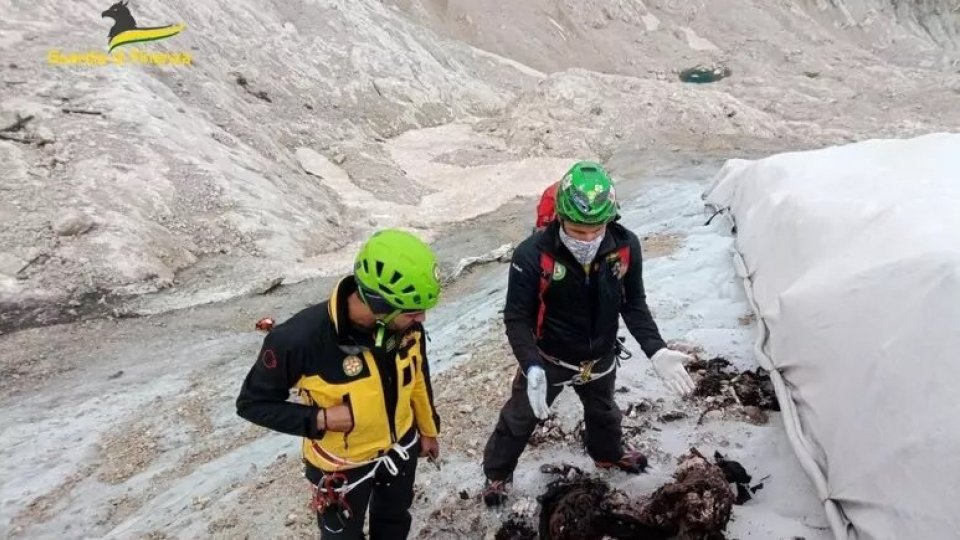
{"left": 342, "top": 355, "right": 364, "bottom": 377}
{"left": 552, "top": 263, "right": 567, "bottom": 281}
{"left": 605, "top": 252, "right": 626, "bottom": 279}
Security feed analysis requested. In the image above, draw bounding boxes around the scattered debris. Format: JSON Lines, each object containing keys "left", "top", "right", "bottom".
{"left": 536, "top": 448, "right": 734, "bottom": 539}
{"left": 447, "top": 244, "right": 513, "bottom": 283}
{"left": 679, "top": 64, "right": 732, "bottom": 83}
{"left": 0, "top": 132, "right": 52, "bottom": 145}
{"left": 688, "top": 356, "right": 779, "bottom": 424}
{"left": 234, "top": 73, "right": 273, "bottom": 103}
{"left": 616, "top": 385, "right": 629, "bottom": 394}
{"left": 108, "top": 370, "right": 124, "bottom": 380}
{"left": 495, "top": 518, "right": 537, "bottom": 540}
{"left": 623, "top": 398, "right": 657, "bottom": 417}
{"left": 458, "top": 490, "right": 470, "bottom": 500}
{"left": 635, "top": 448, "right": 734, "bottom": 538}
{"left": 284, "top": 513, "right": 297, "bottom": 527}
{"left": 658, "top": 410, "right": 687, "bottom": 422}
{"left": 62, "top": 108, "right": 103, "bottom": 115}
{"left": 1, "top": 114, "right": 34, "bottom": 132}
{"left": 714, "top": 451, "right": 769, "bottom": 505}
{"left": 804, "top": 71, "right": 821, "bottom": 78}
{"left": 0, "top": 113, "right": 52, "bottom": 145}
{"left": 539, "top": 462, "right": 584, "bottom": 480}
{"left": 528, "top": 415, "right": 582, "bottom": 447}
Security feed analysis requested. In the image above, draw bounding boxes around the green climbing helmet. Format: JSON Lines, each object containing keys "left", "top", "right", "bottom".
{"left": 555, "top": 161, "right": 619, "bottom": 225}
{"left": 354, "top": 228, "right": 441, "bottom": 313}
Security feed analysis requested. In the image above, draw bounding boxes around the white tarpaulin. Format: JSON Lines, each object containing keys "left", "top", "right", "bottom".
{"left": 704, "top": 133, "right": 960, "bottom": 540}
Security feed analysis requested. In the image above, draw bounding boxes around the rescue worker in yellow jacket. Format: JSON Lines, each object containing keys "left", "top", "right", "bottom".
{"left": 236, "top": 229, "right": 443, "bottom": 539}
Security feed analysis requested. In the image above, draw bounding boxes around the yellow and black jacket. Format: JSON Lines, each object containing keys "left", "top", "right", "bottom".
{"left": 236, "top": 276, "right": 440, "bottom": 472}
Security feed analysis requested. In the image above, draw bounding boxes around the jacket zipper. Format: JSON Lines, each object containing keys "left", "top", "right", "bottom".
{"left": 341, "top": 393, "right": 354, "bottom": 450}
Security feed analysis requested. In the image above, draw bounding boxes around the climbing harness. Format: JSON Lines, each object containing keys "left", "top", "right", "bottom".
{"left": 539, "top": 349, "right": 617, "bottom": 387}
{"left": 539, "top": 337, "right": 634, "bottom": 386}
{"left": 309, "top": 432, "right": 420, "bottom": 533}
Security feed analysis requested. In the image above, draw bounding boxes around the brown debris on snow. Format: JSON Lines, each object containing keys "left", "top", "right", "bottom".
{"left": 637, "top": 448, "right": 735, "bottom": 539}
{"left": 495, "top": 518, "right": 538, "bottom": 540}
{"left": 536, "top": 448, "right": 734, "bottom": 540}
{"left": 687, "top": 356, "right": 780, "bottom": 425}
{"left": 528, "top": 415, "right": 584, "bottom": 448}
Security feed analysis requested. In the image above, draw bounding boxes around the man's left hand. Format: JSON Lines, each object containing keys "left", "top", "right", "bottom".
{"left": 420, "top": 435, "right": 440, "bottom": 460}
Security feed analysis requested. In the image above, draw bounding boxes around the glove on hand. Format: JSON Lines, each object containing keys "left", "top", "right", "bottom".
{"left": 525, "top": 365, "right": 550, "bottom": 420}
{"left": 651, "top": 348, "right": 696, "bottom": 396}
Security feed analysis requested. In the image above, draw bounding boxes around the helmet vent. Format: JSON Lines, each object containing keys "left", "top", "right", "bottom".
{"left": 375, "top": 260, "right": 385, "bottom": 277}
{"left": 402, "top": 284, "right": 415, "bottom": 293}
{"left": 389, "top": 270, "right": 403, "bottom": 285}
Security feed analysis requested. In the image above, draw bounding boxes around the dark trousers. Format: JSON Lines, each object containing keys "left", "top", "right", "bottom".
{"left": 482, "top": 356, "right": 623, "bottom": 480}
{"left": 305, "top": 431, "right": 420, "bottom": 540}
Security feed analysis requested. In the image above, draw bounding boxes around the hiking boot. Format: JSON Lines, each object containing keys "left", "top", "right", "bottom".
{"left": 482, "top": 477, "right": 510, "bottom": 507}
{"left": 595, "top": 448, "right": 648, "bottom": 474}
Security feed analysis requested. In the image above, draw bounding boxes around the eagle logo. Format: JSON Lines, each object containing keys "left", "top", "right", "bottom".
{"left": 101, "top": 1, "right": 186, "bottom": 53}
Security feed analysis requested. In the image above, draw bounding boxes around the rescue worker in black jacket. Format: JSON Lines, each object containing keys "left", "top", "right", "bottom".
{"left": 237, "top": 229, "right": 443, "bottom": 539}
{"left": 482, "top": 161, "right": 696, "bottom": 506}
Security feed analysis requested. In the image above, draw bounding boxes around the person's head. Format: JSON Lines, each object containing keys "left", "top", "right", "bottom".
{"left": 353, "top": 229, "right": 441, "bottom": 340}
{"left": 554, "top": 161, "right": 619, "bottom": 239}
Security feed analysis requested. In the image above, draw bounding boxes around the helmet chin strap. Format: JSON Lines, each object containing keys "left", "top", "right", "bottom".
{"left": 373, "top": 309, "right": 402, "bottom": 347}
{"left": 358, "top": 287, "right": 402, "bottom": 347}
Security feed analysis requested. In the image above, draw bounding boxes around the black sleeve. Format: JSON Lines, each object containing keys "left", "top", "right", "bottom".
{"left": 620, "top": 234, "right": 668, "bottom": 358}
{"left": 236, "top": 332, "right": 324, "bottom": 439}
{"left": 503, "top": 240, "right": 543, "bottom": 372}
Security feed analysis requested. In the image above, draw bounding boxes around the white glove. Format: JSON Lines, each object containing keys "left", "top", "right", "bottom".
{"left": 651, "top": 349, "right": 696, "bottom": 396}
{"left": 525, "top": 366, "right": 550, "bottom": 420}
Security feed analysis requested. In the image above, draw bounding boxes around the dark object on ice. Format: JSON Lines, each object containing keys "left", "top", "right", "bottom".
{"left": 616, "top": 386, "right": 630, "bottom": 393}
{"left": 540, "top": 462, "right": 585, "bottom": 479}
{"left": 495, "top": 518, "right": 537, "bottom": 540}
{"left": 692, "top": 357, "right": 732, "bottom": 397}
{"left": 538, "top": 449, "right": 733, "bottom": 539}
{"left": 715, "top": 451, "right": 770, "bottom": 505}
{"left": 658, "top": 410, "right": 688, "bottom": 422}
{"left": 691, "top": 357, "right": 780, "bottom": 413}
{"left": 638, "top": 448, "right": 735, "bottom": 538}
{"left": 679, "top": 64, "right": 732, "bottom": 83}
{"left": 733, "top": 368, "right": 780, "bottom": 411}
{"left": 714, "top": 451, "right": 751, "bottom": 484}
{"left": 458, "top": 490, "right": 470, "bottom": 500}
{"left": 539, "top": 478, "right": 666, "bottom": 539}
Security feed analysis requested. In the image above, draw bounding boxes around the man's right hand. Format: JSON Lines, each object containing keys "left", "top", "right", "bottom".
{"left": 317, "top": 403, "right": 354, "bottom": 432}
{"left": 526, "top": 365, "right": 550, "bottom": 420}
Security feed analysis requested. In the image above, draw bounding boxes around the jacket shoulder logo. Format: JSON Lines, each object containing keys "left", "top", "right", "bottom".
{"left": 342, "top": 355, "right": 363, "bottom": 377}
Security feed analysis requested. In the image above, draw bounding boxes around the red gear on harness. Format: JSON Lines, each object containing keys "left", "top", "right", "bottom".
{"left": 310, "top": 472, "right": 353, "bottom": 533}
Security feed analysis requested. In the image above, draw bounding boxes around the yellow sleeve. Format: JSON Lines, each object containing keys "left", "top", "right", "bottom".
{"left": 411, "top": 339, "right": 440, "bottom": 437}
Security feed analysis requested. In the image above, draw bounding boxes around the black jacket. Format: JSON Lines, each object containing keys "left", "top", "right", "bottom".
{"left": 236, "top": 277, "right": 440, "bottom": 471}
{"left": 504, "top": 220, "right": 667, "bottom": 371}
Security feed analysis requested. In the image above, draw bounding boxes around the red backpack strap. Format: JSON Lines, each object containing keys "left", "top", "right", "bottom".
{"left": 617, "top": 245, "right": 631, "bottom": 277}
{"left": 536, "top": 251, "right": 554, "bottom": 339}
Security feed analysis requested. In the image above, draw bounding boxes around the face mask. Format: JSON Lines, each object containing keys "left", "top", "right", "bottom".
{"left": 559, "top": 226, "right": 605, "bottom": 265}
